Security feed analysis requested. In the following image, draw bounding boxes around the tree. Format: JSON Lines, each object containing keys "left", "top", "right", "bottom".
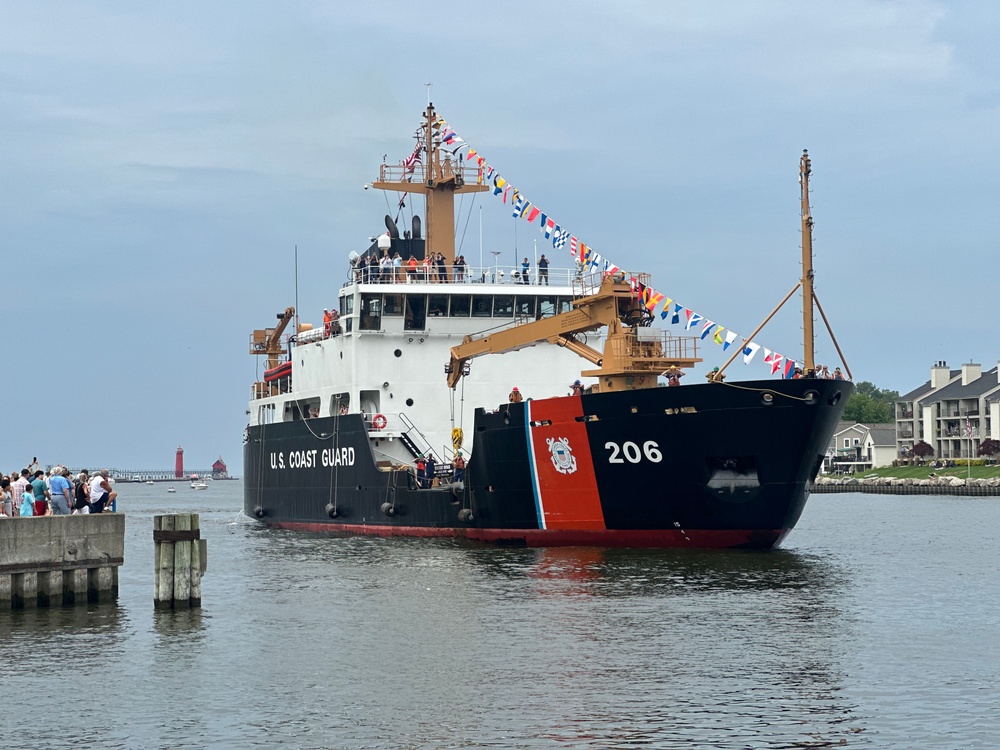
{"left": 910, "top": 440, "right": 934, "bottom": 458}
{"left": 978, "top": 438, "right": 1000, "bottom": 457}
{"left": 842, "top": 380, "right": 900, "bottom": 424}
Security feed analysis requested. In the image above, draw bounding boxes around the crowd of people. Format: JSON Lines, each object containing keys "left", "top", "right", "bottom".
{"left": 0, "top": 461, "right": 118, "bottom": 518}
{"left": 353, "top": 250, "right": 557, "bottom": 285}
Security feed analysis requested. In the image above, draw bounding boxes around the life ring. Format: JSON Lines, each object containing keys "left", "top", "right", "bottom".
{"left": 372, "top": 413, "right": 388, "bottom": 430}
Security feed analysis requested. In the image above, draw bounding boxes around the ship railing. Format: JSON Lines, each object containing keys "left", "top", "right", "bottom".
{"left": 602, "top": 330, "right": 699, "bottom": 370}
{"left": 378, "top": 162, "right": 486, "bottom": 188}
{"left": 345, "top": 265, "right": 605, "bottom": 288}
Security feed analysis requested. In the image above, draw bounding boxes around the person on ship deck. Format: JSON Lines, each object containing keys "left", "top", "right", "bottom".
{"left": 508, "top": 386, "right": 523, "bottom": 403}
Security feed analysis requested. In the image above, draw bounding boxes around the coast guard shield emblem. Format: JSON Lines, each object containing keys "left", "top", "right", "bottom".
{"left": 547, "top": 437, "right": 578, "bottom": 475}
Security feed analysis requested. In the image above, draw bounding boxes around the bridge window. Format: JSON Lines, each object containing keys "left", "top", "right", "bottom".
{"left": 472, "top": 295, "right": 492, "bottom": 317}
{"left": 515, "top": 296, "right": 536, "bottom": 318}
{"left": 360, "top": 294, "right": 382, "bottom": 331}
{"left": 537, "top": 296, "right": 557, "bottom": 319}
{"left": 450, "top": 295, "right": 471, "bottom": 317}
{"left": 383, "top": 294, "right": 403, "bottom": 316}
{"left": 405, "top": 294, "right": 427, "bottom": 330}
{"left": 493, "top": 295, "right": 514, "bottom": 317}
{"left": 428, "top": 294, "right": 448, "bottom": 317}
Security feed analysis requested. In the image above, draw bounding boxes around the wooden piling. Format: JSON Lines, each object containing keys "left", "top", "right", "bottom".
{"left": 153, "top": 513, "right": 205, "bottom": 609}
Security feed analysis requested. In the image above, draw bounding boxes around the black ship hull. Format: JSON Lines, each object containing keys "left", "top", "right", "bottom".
{"left": 244, "top": 378, "right": 851, "bottom": 549}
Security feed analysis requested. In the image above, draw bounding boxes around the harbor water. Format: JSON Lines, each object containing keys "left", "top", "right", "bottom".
{"left": 2, "top": 484, "right": 998, "bottom": 749}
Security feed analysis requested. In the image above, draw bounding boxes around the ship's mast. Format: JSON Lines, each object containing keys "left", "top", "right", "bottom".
{"left": 371, "top": 103, "right": 488, "bottom": 265}
{"left": 800, "top": 150, "right": 815, "bottom": 373}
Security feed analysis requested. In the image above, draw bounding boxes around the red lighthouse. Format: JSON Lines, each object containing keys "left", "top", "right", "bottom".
{"left": 175, "top": 446, "right": 184, "bottom": 479}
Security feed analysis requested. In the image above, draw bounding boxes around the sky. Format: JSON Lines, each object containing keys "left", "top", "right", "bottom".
{"left": 2, "top": 1, "right": 998, "bottom": 473}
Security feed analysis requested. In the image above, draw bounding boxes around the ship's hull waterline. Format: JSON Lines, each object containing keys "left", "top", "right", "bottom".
{"left": 244, "top": 378, "right": 851, "bottom": 549}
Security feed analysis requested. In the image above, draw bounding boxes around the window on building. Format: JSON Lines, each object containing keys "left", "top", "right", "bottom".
{"left": 844, "top": 438, "right": 850, "bottom": 448}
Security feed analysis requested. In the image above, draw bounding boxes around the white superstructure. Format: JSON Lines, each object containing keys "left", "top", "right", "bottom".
{"left": 248, "top": 266, "right": 603, "bottom": 464}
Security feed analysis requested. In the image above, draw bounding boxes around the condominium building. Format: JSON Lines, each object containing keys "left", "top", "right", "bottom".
{"left": 896, "top": 361, "right": 1000, "bottom": 459}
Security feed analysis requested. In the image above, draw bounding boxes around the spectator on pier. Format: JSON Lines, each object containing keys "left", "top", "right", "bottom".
{"left": 538, "top": 254, "right": 549, "bottom": 285}
{"left": 89, "top": 470, "right": 117, "bottom": 513}
{"left": 30, "top": 470, "right": 50, "bottom": 516}
{"left": 0, "top": 477, "right": 11, "bottom": 517}
{"left": 12, "top": 470, "right": 30, "bottom": 515}
{"left": 19, "top": 486, "right": 34, "bottom": 517}
{"left": 74, "top": 471, "right": 91, "bottom": 513}
{"left": 49, "top": 467, "right": 73, "bottom": 515}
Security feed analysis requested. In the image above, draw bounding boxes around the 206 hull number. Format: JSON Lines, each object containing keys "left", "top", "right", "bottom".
{"left": 605, "top": 440, "right": 662, "bottom": 464}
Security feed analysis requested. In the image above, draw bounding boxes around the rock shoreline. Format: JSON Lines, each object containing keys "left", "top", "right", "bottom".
{"left": 812, "top": 475, "right": 1000, "bottom": 495}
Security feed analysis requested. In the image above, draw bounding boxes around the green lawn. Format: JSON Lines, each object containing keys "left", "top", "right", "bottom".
{"left": 854, "top": 465, "right": 1000, "bottom": 480}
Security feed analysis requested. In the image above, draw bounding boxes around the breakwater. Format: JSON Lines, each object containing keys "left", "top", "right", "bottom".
{"left": 812, "top": 476, "right": 1000, "bottom": 496}
{"left": 0, "top": 514, "right": 124, "bottom": 608}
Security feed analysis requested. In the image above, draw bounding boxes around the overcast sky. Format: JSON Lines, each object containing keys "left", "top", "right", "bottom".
{"left": 2, "top": 1, "right": 998, "bottom": 473}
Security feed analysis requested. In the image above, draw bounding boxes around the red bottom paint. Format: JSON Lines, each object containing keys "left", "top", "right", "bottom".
{"left": 266, "top": 521, "right": 785, "bottom": 549}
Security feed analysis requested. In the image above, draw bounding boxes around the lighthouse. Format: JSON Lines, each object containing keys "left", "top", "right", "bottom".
{"left": 175, "top": 446, "right": 184, "bottom": 479}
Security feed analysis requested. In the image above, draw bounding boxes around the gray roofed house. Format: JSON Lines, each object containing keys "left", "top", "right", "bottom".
{"left": 825, "top": 422, "right": 896, "bottom": 473}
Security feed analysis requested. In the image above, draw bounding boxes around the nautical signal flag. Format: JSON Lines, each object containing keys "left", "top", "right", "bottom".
{"left": 685, "top": 309, "right": 702, "bottom": 330}
{"left": 700, "top": 321, "right": 715, "bottom": 340}
{"left": 743, "top": 342, "right": 761, "bottom": 364}
{"left": 723, "top": 330, "right": 739, "bottom": 351}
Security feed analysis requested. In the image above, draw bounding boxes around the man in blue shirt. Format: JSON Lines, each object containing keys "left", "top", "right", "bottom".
{"left": 49, "top": 468, "right": 73, "bottom": 515}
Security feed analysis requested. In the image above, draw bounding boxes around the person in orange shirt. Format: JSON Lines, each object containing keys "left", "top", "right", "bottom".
{"left": 323, "top": 309, "right": 332, "bottom": 337}
{"left": 407, "top": 255, "right": 418, "bottom": 282}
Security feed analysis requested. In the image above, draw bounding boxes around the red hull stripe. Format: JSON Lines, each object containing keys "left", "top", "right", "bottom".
{"left": 266, "top": 521, "right": 783, "bottom": 549}
{"left": 525, "top": 396, "right": 605, "bottom": 530}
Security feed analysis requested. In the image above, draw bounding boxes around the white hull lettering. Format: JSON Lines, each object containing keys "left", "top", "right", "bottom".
{"left": 321, "top": 447, "right": 356, "bottom": 467}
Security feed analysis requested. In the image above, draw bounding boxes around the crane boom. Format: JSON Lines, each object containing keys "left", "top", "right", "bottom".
{"left": 446, "top": 275, "right": 701, "bottom": 392}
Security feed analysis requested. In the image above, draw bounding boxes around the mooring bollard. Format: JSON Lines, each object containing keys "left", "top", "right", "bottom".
{"left": 153, "top": 513, "right": 206, "bottom": 609}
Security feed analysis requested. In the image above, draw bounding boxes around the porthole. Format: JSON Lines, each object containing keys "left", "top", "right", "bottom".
{"left": 406, "top": 398, "right": 414, "bottom": 407}
{"left": 761, "top": 392, "right": 774, "bottom": 406}
{"left": 828, "top": 391, "right": 842, "bottom": 407}
{"left": 804, "top": 390, "right": 818, "bottom": 405}
{"left": 394, "top": 349, "right": 402, "bottom": 358}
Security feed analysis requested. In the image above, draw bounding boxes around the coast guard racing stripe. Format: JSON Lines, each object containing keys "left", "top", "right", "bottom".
{"left": 525, "top": 397, "right": 605, "bottom": 530}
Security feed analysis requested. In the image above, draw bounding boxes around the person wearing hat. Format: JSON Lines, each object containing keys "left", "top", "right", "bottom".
{"left": 664, "top": 366, "right": 683, "bottom": 387}
{"left": 453, "top": 451, "right": 466, "bottom": 484}
{"left": 706, "top": 366, "right": 725, "bottom": 383}
{"left": 570, "top": 379, "right": 584, "bottom": 396}
{"left": 323, "top": 308, "right": 332, "bottom": 337}
{"left": 508, "top": 386, "right": 523, "bottom": 403}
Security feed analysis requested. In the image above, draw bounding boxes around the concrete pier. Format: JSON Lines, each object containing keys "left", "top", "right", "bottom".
{"left": 0, "top": 514, "right": 124, "bottom": 609}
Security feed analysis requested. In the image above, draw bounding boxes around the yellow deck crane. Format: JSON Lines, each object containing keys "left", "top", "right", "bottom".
{"left": 445, "top": 274, "right": 701, "bottom": 393}
{"left": 250, "top": 306, "right": 295, "bottom": 398}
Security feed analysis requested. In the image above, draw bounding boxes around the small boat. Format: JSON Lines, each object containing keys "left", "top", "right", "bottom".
{"left": 146, "top": 480, "right": 155, "bottom": 485}
{"left": 191, "top": 480, "right": 209, "bottom": 490}
{"left": 167, "top": 487, "right": 176, "bottom": 493}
